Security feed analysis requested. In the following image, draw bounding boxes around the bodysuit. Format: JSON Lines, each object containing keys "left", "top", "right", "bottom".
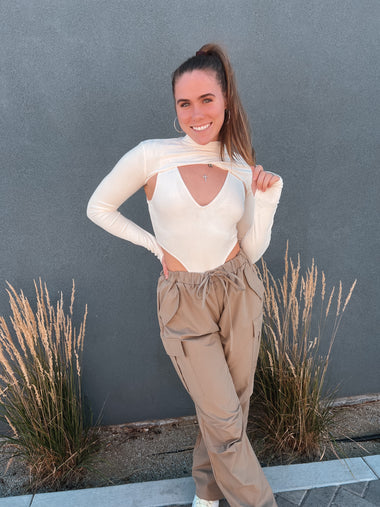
{"left": 87, "top": 135, "right": 283, "bottom": 272}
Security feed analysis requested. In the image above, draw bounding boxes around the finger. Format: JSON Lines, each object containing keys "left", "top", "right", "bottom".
{"left": 252, "top": 165, "right": 263, "bottom": 181}
{"left": 257, "top": 171, "right": 277, "bottom": 191}
{"left": 267, "top": 174, "right": 280, "bottom": 187}
{"left": 262, "top": 172, "right": 273, "bottom": 191}
{"left": 256, "top": 169, "right": 267, "bottom": 189}
{"left": 162, "top": 260, "right": 169, "bottom": 279}
{"left": 267, "top": 174, "right": 280, "bottom": 189}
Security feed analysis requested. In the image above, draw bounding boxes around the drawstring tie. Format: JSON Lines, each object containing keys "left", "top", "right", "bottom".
{"left": 196, "top": 268, "right": 246, "bottom": 351}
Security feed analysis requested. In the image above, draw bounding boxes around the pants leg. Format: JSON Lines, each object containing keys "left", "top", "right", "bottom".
{"left": 192, "top": 428, "right": 223, "bottom": 500}
{"left": 191, "top": 394, "right": 253, "bottom": 501}
{"left": 157, "top": 251, "right": 276, "bottom": 507}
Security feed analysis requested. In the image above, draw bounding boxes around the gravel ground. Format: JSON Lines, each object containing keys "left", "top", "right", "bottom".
{"left": 0, "top": 400, "right": 379, "bottom": 498}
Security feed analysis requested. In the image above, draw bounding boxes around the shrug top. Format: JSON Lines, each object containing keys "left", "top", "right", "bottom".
{"left": 86, "top": 135, "right": 283, "bottom": 272}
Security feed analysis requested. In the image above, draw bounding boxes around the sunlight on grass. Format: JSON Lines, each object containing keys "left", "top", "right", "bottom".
{"left": 0, "top": 279, "right": 100, "bottom": 491}
{"left": 249, "top": 242, "right": 356, "bottom": 463}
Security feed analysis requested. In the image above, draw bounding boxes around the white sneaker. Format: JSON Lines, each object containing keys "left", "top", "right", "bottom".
{"left": 192, "top": 494, "right": 219, "bottom": 507}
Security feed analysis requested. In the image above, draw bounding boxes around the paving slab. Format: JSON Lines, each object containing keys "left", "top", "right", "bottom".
{"left": 31, "top": 477, "right": 195, "bottom": 507}
{"left": 364, "top": 480, "right": 380, "bottom": 505}
{"left": 364, "top": 455, "right": 380, "bottom": 478}
{"left": 301, "top": 485, "right": 339, "bottom": 506}
{"left": 0, "top": 496, "right": 32, "bottom": 507}
{"left": 275, "top": 496, "right": 299, "bottom": 507}
{"left": 275, "top": 489, "right": 307, "bottom": 505}
{"left": 265, "top": 457, "right": 377, "bottom": 493}
{"left": 331, "top": 487, "right": 376, "bottom": 506}
{"left": 344, "top": 480, "right": 370, "bottom": 496}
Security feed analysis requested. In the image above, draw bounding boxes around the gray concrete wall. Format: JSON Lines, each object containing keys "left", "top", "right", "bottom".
{"left": 1, "top": 1, "right": 379, "bottom": 425}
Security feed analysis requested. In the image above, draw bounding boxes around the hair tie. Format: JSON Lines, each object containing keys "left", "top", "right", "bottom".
{"left": 195, "top": 50, "right": 208, "bottom": 57}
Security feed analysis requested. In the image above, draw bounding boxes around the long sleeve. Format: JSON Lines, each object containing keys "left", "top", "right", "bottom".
{"left": 86, "top": 142, "right": 164, "bottom": 261}
{"left": 237, "top": 174, "right": 283, "bottom": 264}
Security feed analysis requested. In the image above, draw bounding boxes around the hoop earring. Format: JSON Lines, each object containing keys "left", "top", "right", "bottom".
{"left": 224, "top": 109, "right": 231, "bottom": 124}
{"left": 173, "top": 117, "right": 184, "bottom": 133}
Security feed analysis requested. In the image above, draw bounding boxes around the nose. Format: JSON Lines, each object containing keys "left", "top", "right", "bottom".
{"left": 191, "top": 104, "right": 204, "bottom": 122}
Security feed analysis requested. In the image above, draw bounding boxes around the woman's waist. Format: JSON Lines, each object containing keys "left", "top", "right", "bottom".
{"left": 162, "top": 241, "right": 241, "bottom": 273}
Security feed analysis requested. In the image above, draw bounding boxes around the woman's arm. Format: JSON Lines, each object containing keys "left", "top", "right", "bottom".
{"left": 86, "top": 142, "right": 164, "bottom": 261}
{"left": 238, "top": 165, "right": 283, "bottom": 264}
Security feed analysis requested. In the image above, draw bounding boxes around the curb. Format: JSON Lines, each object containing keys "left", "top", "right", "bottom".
{"left": 1, "top": 455, "right": 379, "bottom": 506}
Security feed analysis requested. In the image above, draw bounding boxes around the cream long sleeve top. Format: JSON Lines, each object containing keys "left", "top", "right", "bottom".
{"left": 86, "top": 135, "right": 283, "bottom": 273}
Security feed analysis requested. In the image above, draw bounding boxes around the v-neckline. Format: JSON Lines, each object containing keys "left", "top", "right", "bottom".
{"left": 176, "top": 166, "right": 230, "bottom": 208}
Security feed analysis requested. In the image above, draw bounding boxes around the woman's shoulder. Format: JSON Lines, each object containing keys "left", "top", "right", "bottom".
{"left": 133, "top": 136, "right": 186, "bottom": 161}
{"left": 139, "top": 136, "right": 186, "bottom": 150}
{"left": 124, "top": 137, "right": 188, "bottom": 178}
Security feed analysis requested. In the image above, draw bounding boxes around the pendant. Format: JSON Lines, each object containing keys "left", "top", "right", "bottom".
{"left": 203, "top": 163, "right": 213, "bottom": 182}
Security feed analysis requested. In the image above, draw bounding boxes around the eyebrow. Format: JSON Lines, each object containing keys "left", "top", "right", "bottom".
{"left": 176, "top": 93, "right": 216, "bottom": 104}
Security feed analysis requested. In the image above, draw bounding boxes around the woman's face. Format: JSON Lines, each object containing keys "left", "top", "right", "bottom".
{"left": 174, "top": 69, "right": 227, "bottom": 145}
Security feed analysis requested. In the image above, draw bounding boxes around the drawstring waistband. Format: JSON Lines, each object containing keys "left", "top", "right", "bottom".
{"left": 161, "top": 249, "right": 250, "bottom": 351}
{"left": 196, "top": 268, "right": 246, "bottom": 351}
{"left": 196, "top": 269, "right": 245, "bottom": 307}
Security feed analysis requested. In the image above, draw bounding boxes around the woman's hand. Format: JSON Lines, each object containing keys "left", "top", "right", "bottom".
{"left": 161, "top": 255, "right": 169, "bottom": 280}
{"left": 251, "top": 165, "right": 280, "bottom": 195}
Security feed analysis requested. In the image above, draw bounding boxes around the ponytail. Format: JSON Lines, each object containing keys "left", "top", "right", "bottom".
{"left": 172, "top": 43, "right": 255, "bottom": 166}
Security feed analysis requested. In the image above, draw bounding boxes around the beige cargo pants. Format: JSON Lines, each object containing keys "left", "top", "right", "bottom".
{"left": 157, "top": 250, "right": 276, "bottom": 507}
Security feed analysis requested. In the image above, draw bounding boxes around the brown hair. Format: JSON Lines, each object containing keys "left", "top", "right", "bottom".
{"left": 172, "top": 43, "right": 255, "bottom": 166}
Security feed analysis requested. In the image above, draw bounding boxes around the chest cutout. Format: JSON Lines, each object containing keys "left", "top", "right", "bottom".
{"left": 177, "top": 164, "right": 228, "bottom": 207}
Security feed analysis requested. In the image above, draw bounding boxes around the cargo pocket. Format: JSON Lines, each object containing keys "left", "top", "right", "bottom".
{"left": 243, "top": 263, "right": 264, "bottom": 301}
{"left": 161, "top": 337, "right": 191, "bottom": 395}
{"left": 252, "top": 313, "right": 263, "bottom": 381}
{"left": 242, "top": 312, "right": 264, "bottom": 404}
{"left": 253, "top": 314, "right": 263, "bottom": 343}
{"left": 157, "top": 280, "right": 180, "bottom": 335}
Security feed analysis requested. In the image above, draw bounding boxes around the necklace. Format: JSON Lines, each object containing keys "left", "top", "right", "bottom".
{"left": 203, "top": 163, "right": 213, "bottom": 182}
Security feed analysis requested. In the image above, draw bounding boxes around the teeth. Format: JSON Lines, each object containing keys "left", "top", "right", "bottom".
{"left": 192, "top": 123, "right": 211, "bottom": 131}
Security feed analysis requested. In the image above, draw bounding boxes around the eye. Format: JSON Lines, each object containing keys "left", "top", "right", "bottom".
{"left": 203, "top": 98, "right": 212, "bottom": 103}
{"left": 179, "top": 102, "right": 190, "bottom": 108}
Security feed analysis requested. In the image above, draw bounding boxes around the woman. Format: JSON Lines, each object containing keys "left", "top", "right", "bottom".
{"left": 87, "top": 43, "right": 282, "bottom": 507}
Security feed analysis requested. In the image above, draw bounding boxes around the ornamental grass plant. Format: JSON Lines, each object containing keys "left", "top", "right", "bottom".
{"left": 0, "top": 279, "right": 99, "bottom": 492}
{"left": 249, "top": 242, "right": 357, "bottom": 463}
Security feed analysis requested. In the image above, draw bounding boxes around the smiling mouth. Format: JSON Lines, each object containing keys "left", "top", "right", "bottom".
{"left": 191, "top": 122, "right": 212, "bottom": 132}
